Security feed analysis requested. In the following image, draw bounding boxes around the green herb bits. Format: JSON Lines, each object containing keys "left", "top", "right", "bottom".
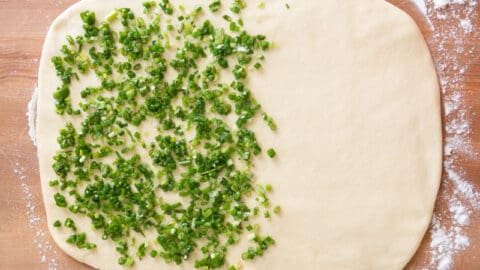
{"left": 49, "top": 1, "right": 280, "bottom": 268}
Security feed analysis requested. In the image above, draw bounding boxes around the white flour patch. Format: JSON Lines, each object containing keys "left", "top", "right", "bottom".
{"left": 411, "top": 0, "right": 479, "bottom": 269}
{"left": 428, "top": 198, "right": 472, "bottom": 270}
{"left": 433, "top": 0, "right": 467, "bottom": 9}
{"left": 460, "top": 18, "right": 473, "bottom": 33}
{"left": 413, "top": 0, "right": 429, "bottom": 17}
{"left": 412, "top": 0, "right": 435, "bottom": 28}
{"left": 27, "top": 87, "right": 38, "bottom": 146}
{"left": 14, "top": 162, "right": 59, "bottom": 270}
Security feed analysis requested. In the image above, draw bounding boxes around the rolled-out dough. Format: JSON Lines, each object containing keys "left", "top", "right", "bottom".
{"left": 37, "top": 0, "right": 442, "bottom": 269}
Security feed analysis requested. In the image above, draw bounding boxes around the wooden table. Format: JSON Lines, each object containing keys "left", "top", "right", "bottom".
{"left": 0, "top": 0, "right": 479, "bottom": 269}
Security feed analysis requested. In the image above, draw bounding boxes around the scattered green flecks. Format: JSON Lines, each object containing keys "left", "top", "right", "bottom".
{"left": 230, "top": 0, "right": 247, "bottom": 14}
{"left": 53, "top": 220, "right": 62, "bottom": 227}
{"left": 262, "top": 112, "right": 277, "bottom": 131}
{"left": 54, "top": 192, "right": 67, "bottom": 207}
{"left": 267, "top": 148, "right": 276, "bottom": 158}
{"left": 48, "top": 1, "right": 280, "bottom": 269}
{"left": 209, "top": 0, "right": 221, "bottom": 12}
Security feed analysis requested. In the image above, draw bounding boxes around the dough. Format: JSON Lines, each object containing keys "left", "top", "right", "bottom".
{"left": 37, "top": 0, "right": 442, "bottom": 269}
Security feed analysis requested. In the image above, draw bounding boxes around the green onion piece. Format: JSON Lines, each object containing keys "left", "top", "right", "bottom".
{"left": 230, "top": 0, "right": 247, "bottom": 13}
{"left": 261, "top": 113, "right": 277, "bottom": 131}
{"left": 54, "top": 193, "right": 67, "bottom": 207}
{"left": 209, "top": 0, "right": 221, "bottom": 12}
{"left": 64, "top": 218, "right": 76, "bottom": 230}
{"left": 267, "top": 148, "right": 276, "bottom": 158}
{"left": 49, "top": 180, "right": 59, "bottom": 187}
{"left": 149, "top": 250, "right": 158, "bottom": 258}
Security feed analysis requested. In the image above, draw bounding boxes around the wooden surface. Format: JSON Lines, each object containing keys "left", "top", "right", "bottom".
{"left": 0, "top": 0, "right": 479, "bottom": 269}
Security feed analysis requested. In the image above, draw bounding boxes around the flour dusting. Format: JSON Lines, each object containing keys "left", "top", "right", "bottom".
{"left": 460, "top": 18, "right": 473, "bottom": 33}
{"left": 411, "top": 0, "right": 480, "bottom": 269}
{"left": 433, "top": 0, "right": 467, "bottom": 9}
{"left": 27, "top": 87, "right": 38, "bottom": 146}
{"left": 14, "top": 162, "right": 59, "bottom": 270}
{"left": 413, "top": 0, "right": 429, "bottom": 17}
{"left": 23, "top": 85, "right": 60, "bottom": 269}
{"left": 412, "top": 0, "right": 435, "bottom": 28}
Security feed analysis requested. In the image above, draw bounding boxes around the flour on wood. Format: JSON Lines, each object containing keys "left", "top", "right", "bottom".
{"left": 411, "top": 0, "right": 479, "bottom": 269}
{"left": 14, "top": 162, "right": 59, "bottom": 270}
{"left": 27, "top": 86, "right": 38, "bottom": 146}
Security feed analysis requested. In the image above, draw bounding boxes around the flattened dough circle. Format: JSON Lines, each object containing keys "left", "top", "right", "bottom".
{"left": 37, "top": 0, "right": 441, "bottom": 269}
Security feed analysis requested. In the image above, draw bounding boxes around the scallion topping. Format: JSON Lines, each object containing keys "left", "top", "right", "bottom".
{"left": 48, "top": 2, "right": 280, "bottom": 268}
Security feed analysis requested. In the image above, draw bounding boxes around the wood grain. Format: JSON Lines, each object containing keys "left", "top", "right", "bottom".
{"left": 0, "top": 0, "right": 479, "bottom": 269}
